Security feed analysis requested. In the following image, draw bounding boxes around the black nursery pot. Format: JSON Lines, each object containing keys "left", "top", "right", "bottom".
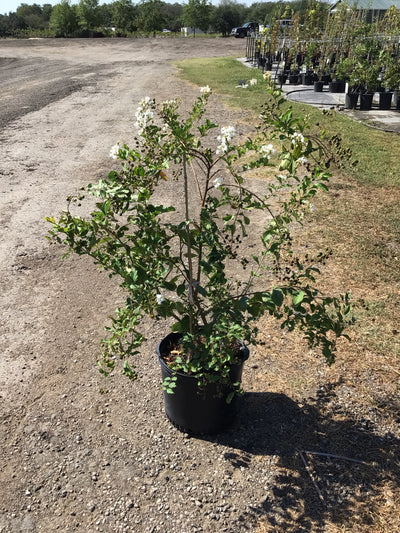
{"left": 301, "top": 72, "right": 314, "bottom": 86}
{"left": 314, "top": 81, "right": 324, "bottom": 92}
{"left": 157, "top": 332, "right": 249, "bottom": 435}
{"left": 379, "top": 91, "right": 393, "bottom": 110}
{"left": 329, "top": 80, "right": 345, "bottom": 93}
{"left": 288, "top": 74, "right": 299, "bottom": 84}
{"left": 345, "top": 92, "right": 359, "bottom": 109}
{"left": 359, "top": 92, "right": 373, "bottom": 111}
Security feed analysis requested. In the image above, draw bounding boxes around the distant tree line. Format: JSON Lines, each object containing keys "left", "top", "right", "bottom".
{"left": 0, "top": 0, "right": 329, "bottom": 38}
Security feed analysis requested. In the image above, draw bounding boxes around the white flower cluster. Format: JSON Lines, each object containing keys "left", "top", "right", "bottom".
{"left": 249, "top": 78, "right": 258, "bottom": 86}
{"left": 135, "top": 96, "right": 154, "bottom": 136}
{"left": 200, "top": 85, "right": 211, "bottom": 94}
{"left": 162, "top": 99, "right": 177, "bottom": 108}
{"left": 296, "top": 156, "right": 308, "bottom": 166}
{"left": 109, "top": 143, "right": 120, "bottom": 160}
{"left": 216, "top": 126, "right": 236, "bottom": 155}
{"left": 291, "top": 132, "right": 305, "bottom": 147}
{"left": 259, "top": 143, "right": 276, "bottom": 158}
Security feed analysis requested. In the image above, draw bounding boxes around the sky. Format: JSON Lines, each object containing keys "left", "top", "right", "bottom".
{"left": 1, "top": 0, "right": 247, "bottom": 16}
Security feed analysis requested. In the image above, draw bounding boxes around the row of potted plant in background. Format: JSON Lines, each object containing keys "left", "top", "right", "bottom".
{"left": 251, "top": 4, "right": 400, "bottom": 111}
{"left": 272, "top": 46, "right": 400, "bottom": 111}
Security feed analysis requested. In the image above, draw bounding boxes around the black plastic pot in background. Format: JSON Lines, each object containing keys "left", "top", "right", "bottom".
{"left": 345, "top": 92, "right": 359, "bottom": 109}
{"left": 329, "top": 80, "right": 346, "bottom": 93}
{"left": 314, "top": 81, "right": 324, "bottom": 92}
{"left": 288, "top": 74, "right": 299, "bottom": 84}
{"left": 157, "top": 332, "right": 249, "bottom": 435}
{"left": 301, "top": 72, "right": 314, "bottom": 86}
{"left": 379, "top": 91, "right": 393, "bottom": 110}
{"left": 359, "top": 92, "right": 374, "bottom": 111}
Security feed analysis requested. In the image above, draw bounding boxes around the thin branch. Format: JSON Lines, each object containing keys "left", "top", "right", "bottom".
{"left": 183, "top": 154, "right": 194, "bottom": 333}
{"left": 304, "top": 450, "right": 370, "bottom": 466}
{"left": 298, "top": 450, "right": 325, "bottom": 506}
{"left": 188, "top": 158, "right": 203, "bottom": 200}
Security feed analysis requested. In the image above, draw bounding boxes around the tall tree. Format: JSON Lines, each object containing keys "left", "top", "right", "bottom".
{"left": 16, "top": 3, "right": 47, "bottom": 29}
{"left": 49, "top": 0, "right": 78, "bottom": 36}
{"left": 211, "top": 0, "right": 245, "bottom": 36}
{"left": 77, "top": 0, "right": 100, "bottom": 33}
{"left": 182, "top": 0, "right": 211, "bottom": 37}
{"left": 112, "top": 0, "right": 137, "bottom": 33}
{"left": 163, "top": 2, "right": 183, "bottom": 32}
{"left": 137, "top": 0, "right": 165, "bottom": 33}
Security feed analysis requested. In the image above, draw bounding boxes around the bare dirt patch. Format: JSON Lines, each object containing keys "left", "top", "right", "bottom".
{"left": 0, "top": 38, "right": 399, "bottom": 533}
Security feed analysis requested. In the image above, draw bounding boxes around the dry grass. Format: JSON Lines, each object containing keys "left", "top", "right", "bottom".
{"left": 247, "top": 171, "right": 400, "bottom": 533}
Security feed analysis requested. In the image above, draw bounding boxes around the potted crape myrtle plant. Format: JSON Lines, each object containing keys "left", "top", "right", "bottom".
{"left": 47, "top": 76, "right": 352, "bottom": 434}
{"left": 380, "top": 53, "right": 400, "bottom": 110}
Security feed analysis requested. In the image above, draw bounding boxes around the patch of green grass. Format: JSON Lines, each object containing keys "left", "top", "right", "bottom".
{"left": 176, "top": 56, "right": 268, "bottom": 114}
{"left": 176, "top": 57, "right": 400, "bottom": 188}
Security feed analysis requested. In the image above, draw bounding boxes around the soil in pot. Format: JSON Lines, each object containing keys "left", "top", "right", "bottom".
{"left": 156, "top": 332, "right": 249, "bottom": 435}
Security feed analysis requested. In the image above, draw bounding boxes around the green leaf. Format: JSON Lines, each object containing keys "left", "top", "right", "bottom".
{"left": 271, "top": 288, "right": 284, "bottom": 307}
{"left": 292, "top": 291, "right": 305, "bottom": 306}
{"left": 171, "top": 315, "right": 190, "bottom": 333}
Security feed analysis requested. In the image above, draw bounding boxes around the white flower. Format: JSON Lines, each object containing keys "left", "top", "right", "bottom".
{"left": 291, "top": 132, "right": 305, "bottom": 146}
{"left": 260, "top": 143, "right": 276, "bottom": 158}
{"left": 277, "top": 173, "right": 287, "bottom": 181}
{"left": 249, "top": 78, "right": 258, "bottom": 86}
{"left": 221, "top": 126, "right": 236, "bottom": 140}
{"left": 134, "top": 96, "right": 154, "bottom": 136}
{"left": 216, "top": 143, "right": 227, "bottom": 155}
{"left": 200, "top": 85, "right": 211, "bottom": 94}
{"left": 109, "top": 143, "right": 120, "bottom": 160}
{"left": 296, "top": 156, "right": 308, "bottom": 165}
{"left": 216, "top": 126, "right": 236, "bottom": 155}
{"left": 156, "top": 294, "right": 165, "bottom": 305}
{"left": 309, "top": 203, "right": 315, "bottom": 212}
{"left": 213, "top": 176, "right": 223, "bottom": 189}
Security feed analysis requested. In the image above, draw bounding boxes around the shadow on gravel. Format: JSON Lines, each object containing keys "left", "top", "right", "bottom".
{"left": 202, "top": 387, "right": 400, "bottom": 532}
